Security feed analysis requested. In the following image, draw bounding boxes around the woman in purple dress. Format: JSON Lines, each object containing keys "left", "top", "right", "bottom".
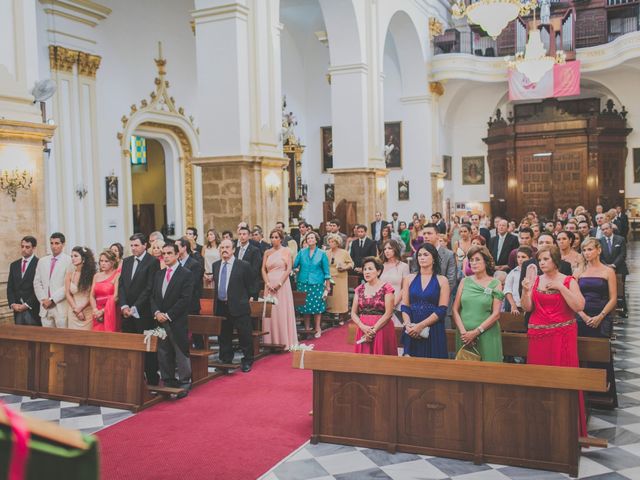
{"left": 576, "top": 237, "right": 618, "bottom": 407}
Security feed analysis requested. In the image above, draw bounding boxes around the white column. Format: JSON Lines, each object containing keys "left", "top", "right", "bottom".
{"left": 399, "top": 95, "right": 434, "bottom": 215}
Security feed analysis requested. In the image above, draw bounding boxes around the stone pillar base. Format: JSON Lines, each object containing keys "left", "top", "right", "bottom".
{"left": 193, "top": 155, "right": 288, "bottom": 232}
{"left": 330, "top": 168, "right": 388, "bottom": 227}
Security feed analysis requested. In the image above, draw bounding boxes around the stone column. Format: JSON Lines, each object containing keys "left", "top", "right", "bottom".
{"left": 193, "top": 0, "right": 287, "bottom": 228}
{"left": 330, "top": 168, "right": 387, "bottom": 227}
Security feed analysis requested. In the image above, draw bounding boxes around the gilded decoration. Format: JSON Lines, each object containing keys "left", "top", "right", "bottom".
{"left": 117, "top": 43, "right": 198, "bottom": 227}
{"left": 48, "top": 45, "right": 102, "bottom": 77}
{"left": 429, "top": 81, "right": 444, "bottom": 96}
{"left": 429, "top": 17, "right": 444, "bottom": 40}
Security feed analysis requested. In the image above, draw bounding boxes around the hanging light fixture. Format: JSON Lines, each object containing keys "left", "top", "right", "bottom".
{"left": 452, "top": 0, "right": 538, "bottom": 39}
{"left": 505, "top": 8, "right": 566, "bottom": 83}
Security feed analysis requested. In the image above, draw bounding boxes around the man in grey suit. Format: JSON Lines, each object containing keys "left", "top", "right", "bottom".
{"left": 600, "top": 222, "right": 628, "bottom": 317}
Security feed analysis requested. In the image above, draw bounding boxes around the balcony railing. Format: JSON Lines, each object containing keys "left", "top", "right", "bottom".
{"left": 608, "top": 0, "right": 638, "bottom": 6}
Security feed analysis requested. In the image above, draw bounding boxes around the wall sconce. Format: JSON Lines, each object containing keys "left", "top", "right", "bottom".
{"left": 264, "top": 172, "right": 280, "bottom": 199}
{"left": 376, "top": 177, "right": 387, "bottom": 194}
{"left": 436, "top": 178, "right": 444, "bottom": 190}
{"left": 619, "top": 190, "right": 625, "bottom": 194}
{"left": 0, "top": 169, "right": 33, "bottom": 202}
{"left": 76, "top": 184, "right": 88, "bottom": 199}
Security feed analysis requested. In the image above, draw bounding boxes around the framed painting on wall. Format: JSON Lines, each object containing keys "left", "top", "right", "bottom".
{"left": 106, "top": 176, "right": 118, "bottom": 206}
{"left": 384, "top": 122, "right": 402, "bottom": 168}
{"left": 321, "top": 126, "right": 333, "bottom": 172}
{"left": 324, "top": 183, "right": 335, "bottom": 202}
{"left": 443, "top": 155, "right": 452, "bottom": 180}
{"left": 462, "top": 156, "right": 485, "bottom": 185}
{"left": 398, "top": 180, "right": 409, "bottom": 201}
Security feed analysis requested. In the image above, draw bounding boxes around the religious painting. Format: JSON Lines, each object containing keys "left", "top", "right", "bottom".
{"left": 443, "top": 155, "right": 452, "bottom": 180}
{"left": 634, "top": 148, "right": 640, "bottom": 183}
{"left": 321, "top": 126, "right": 333, "bottom": 172}
{"left": 324, "top": 183, "right": 335, "bottom": 202}
{"left": 462, "top": 156, "right": 485, "bottom": 185}
{"left": 384, "top": 122, "right": 402, "bottom": 168}
{"left": 398, "top": 180, "right": 409, "bottom": 201}
{"left": 106, "top": 176, "right": 118, "bottom": 206}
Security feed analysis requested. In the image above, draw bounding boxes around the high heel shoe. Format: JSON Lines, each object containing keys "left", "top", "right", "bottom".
{"left": 314, "top": 330, "right": 322, "bottom": 339}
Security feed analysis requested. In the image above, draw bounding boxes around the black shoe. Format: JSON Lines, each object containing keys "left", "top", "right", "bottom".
{"left": 241, "top": 363, "right": 252, "bottom": 373}
{"left": 176, "top": 389, "right": 189, "bottom": 399}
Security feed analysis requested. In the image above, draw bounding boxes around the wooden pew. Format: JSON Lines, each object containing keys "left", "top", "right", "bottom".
{"left": 346, "top": 324, "right": 611, "bottom": 363}
{"left": 293, "top": 350, "right": 606, "bottom": 477}
{"left": 188, "top": 315, "right": 229, "bottom": 383}
{"left": 0, "top": 325, "right": 159, "bottom": 412}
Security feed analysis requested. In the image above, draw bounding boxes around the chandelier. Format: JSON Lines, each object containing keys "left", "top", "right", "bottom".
{"left": 506, "top": 10, "right": 566, "bottom": 83}
{"left": 452, "top": 0, "right": 538, "bottom": 39}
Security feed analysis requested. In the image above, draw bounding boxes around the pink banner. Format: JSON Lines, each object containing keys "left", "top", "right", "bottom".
{"left": 508, "top": 61, "right": 580, "bottom": 101}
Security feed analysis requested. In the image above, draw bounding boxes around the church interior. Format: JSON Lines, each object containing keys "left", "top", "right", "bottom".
{"left": 2, "top": 0, "right": 640, "bottom": 478}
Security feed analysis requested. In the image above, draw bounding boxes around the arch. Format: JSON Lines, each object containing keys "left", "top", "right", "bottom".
{"left": 319, "top": 0, "right": 364, "bottom": 66}
{"left": 381, "top": 9, "right": 428, "bottom": 97}
{"left": 118, "top": 55, "right": 201, "bottom": 240}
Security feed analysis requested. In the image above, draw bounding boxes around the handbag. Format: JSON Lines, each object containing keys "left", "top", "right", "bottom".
{"left": 455, "top": 343, "right": 482, "bottom": 361}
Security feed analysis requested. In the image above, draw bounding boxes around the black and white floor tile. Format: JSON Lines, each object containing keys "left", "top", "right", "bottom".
{"left": 0, "top": 394, "right": 133, "bottom": 435}
{"left": 259, "top": 244, "right": 640, "bottom": 480}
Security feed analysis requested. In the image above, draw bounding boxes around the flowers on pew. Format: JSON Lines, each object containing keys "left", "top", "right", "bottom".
{"left": 288, "top": 343, "right": 315, "bottom": 352}
{"left": 258, "top": 294, "right": 279, "bottom": 305}
{"left": 142, "top": 326, "right": 168, "bottom": 351}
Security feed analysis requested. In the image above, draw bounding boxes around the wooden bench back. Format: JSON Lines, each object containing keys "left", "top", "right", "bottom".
{"left": 188, "top": 315, "right": 225, "bottom": 335}
{"left": 499, "top": 312, "right": 527, "bottom": 332}
{"left": 348, "top": 275, "right": 361, "bottom": 289}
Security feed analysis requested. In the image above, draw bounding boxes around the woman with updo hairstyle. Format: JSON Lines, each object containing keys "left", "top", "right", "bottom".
{"left": 452, "top": 245, "right": 504, "bottom": 362}
{"left": 352, "top": 256, "right": 396, "bottom": 355}
{"left": 150, "top": 238, "right": 166, "bottom": 269}
{"left": 65, "top": 246, "right": 96, "bottom": 330}
{"left": 557, "top": 230, "right": 583, "bottom": 274}
{"left": 400, "top": 243, "right": 449, "bottom": 358}
{"left": 110, "top": 242, "right": 124, "bottom": 272}
{"left": 90, "top": 250, "right": 121, "bottom": 332}
{"left": 325, "top": 233, "right": 354, "bottom": 323}
{"left": 521, "top": 244, "right": 587, "bottom": 437}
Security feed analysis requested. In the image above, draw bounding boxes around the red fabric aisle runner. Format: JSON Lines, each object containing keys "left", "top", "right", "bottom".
{"left": 97, "top": 325, "right": 352, "bottom": 480}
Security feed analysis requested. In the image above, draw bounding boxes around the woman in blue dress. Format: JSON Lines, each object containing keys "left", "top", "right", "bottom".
{"left": 294, "top": 231, "right": 331, "bottom": 338}
{"left": 400, "top": 242, "right": 450, "bottom": 358}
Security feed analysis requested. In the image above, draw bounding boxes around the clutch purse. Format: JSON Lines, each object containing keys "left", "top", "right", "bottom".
{"left": 407, "top": 323, "right": 430, "bottom": 339}
{"left": 455, "top": 343, "right": 481, "bottom": 361}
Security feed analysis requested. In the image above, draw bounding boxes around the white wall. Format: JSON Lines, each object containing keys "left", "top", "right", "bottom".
{"left": 95, "top": 0, "right": 197, "bottom": 246}
{"left": 280, "top": 1, "right": 331, "bottom": 227}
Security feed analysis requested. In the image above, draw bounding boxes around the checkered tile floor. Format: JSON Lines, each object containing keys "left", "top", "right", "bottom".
{"left": 259, "top": 243, "right": 640, "bottom": 480}
{"left": 0, "top": 394, "right": 133, "bottom": 435}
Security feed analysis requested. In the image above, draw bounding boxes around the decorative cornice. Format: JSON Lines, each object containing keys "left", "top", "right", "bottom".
{"left": 77, "top": 51, "right": 101, "bottom": 77}
{"left": 48, "top": 45, "right": 78, "bottom": 73}
{"left": 327, "top": 63, "right": 369, "bottom": 75}
{"left": 43, "top": 7, "right": 97, "bottom": 27}
{"left": 429, "top": 81, "right": 445, "bottom": 96}
{"left": 191, "top": 3, "right": 250, "bottom": 23}
{"left": 0, "top": 120, "right": 56, "bottom": 145}
{"left": 39, "top": 0, "right": 111, "bottom": 20}
{"left": 429, "top": 17, "right": 444, "bottom": 40}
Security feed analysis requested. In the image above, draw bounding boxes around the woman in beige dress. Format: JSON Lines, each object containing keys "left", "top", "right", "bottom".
{"left": 325, "top": 233, "right": 354, "bottom": 323}
{"left": 65, "top": 246, "right": 96, "bottom": 330}
{"left": 379, "top": 239, "right": 410, "bottom": 325}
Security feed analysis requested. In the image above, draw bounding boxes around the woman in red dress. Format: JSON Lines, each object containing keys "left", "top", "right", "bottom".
{"left": 521, "top": 245, "right": 587, "bottom": 437}
{"left": 90, "top": 250, "right": 121, "bottom": 332}
{"left": 352, "top": 257, "right": 397, "bottom": 355}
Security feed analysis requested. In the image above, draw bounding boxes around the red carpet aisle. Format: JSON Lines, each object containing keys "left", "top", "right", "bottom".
{"left": 96, "top": 324, "right": 352, "bottom": 480}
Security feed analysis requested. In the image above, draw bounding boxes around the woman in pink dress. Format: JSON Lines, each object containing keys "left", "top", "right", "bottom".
{"left": 90, "top": 250, "right": 120, "bottom": 332}
{"left": 521, "top": 245, "right": 587, "bottom": 437}
{"left": 261, "top": 229, "right": 298, "bottom": 348}
{"left": 352, "top": 257, "right": 397, "bottom": 355}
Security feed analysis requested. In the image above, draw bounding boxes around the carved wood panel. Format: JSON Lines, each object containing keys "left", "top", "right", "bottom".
{"left": 552, "top": 149, "right": 586, "bottom": 209}
{"left": 518, "top": 151, "right": 553, "bottom": 215}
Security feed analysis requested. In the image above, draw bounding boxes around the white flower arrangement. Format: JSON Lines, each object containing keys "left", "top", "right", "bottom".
{"left": 288, "top": 343, "right": 315, "bottom": 352}
{"left": 143, "top": 326, "right": 167, "bottom": 351}
{"left": 259, "top": 295, "right": 278, "bottom": 306}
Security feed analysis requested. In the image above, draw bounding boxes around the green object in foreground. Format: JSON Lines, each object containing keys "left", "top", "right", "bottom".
{"left": 0, "top": 424, "right": 99, "bottom": 480}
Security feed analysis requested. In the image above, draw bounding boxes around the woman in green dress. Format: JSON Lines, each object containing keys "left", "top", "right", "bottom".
{"left": 452, "top": 245, "right": 504, "bottom": 362}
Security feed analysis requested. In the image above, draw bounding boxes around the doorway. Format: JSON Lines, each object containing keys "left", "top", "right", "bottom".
{"left": 131, "top": 137, "right": 167, "bottom": 237}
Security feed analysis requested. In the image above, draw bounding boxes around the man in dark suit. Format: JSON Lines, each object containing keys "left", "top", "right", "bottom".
{"left": 614, "top": 206, "right": 629, "bottom": 238}
{"left": 185, "top": 227, "right": 204, "bottom": 267}
{"left": 600, "top": 222, "right": 628, "bottom": 275}
{"left": 350, "top": 224, "right": 378, "bottom": 275}
{"left": 252, "top": 228, "right": 271, "bottom": 254}
{"left": 7, "top": 236, "right": 40, "bottom": 325}
{"left": 432, "top": 213, "right": 447, "bottom": 234}
{"left": 370, "top": 212, "right": 389, "bottom": 242}
{"left": 212, "top": 239, "right": 255, "bottom": 372}
{"left": 590, "top": 213, "right": 606, "bottom": 239}
{"left": 176, "top": 236, "right": 204, "bottom": 348}
{"left": 470, "top": 213, "right": 491, "bottom": 244}
{"left": 235, "top": 225, "right": 262, "bottom": 299}
{"left": 150, "top": 243, "right": 194, "bottom": 395}
{"left": 489, "top": 219, "right": 520, "bottom": 271}
{"left": 118, "top": 233, "right": 161, "bottom": 385}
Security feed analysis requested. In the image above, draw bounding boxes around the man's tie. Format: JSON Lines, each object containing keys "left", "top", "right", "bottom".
{"left": 360, "top": 239, "right": 364, "bottom": 249}
{"left": 607, "top": 237, "right": 612, "bottom": 255}
{"left": 218, "top": 262, "right": 228, "bottom": 300}
{"left": 48, "top": 257, "right": 57, "bottom": 296}
{"left": 21, "top": 259, "right": 27, "bottom": 276}
{"left": 162, "top": 267, "right": 173, "bottom": 297}
{"left": 497, "top": 236, "right": 505, "bottom": 260}
{"left": 131, "top": 257, "right": 140, "bottom": 279}
{"left": 239, "top": 246, "right": 245, "bottom": 260}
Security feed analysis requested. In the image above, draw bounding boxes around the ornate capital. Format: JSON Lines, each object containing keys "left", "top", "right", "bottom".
{"left": 429, "top": 81, "right": 444, "bottom": 97}
{"left": 48, "top": 45, "right": 78, "bottom": 73}
{"left": 78, "top": 52, "right": 102, "bottom": 77}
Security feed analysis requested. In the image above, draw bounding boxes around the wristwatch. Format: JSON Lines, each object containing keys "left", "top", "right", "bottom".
{"left": 477, "top": 326, "right": 485, "bottom": 334}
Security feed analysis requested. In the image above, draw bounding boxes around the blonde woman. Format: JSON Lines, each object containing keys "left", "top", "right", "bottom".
{"left": 149, "top": 239, "right": 166, "bottom": 269}
{"left": 325, "top": 233, "right": 354, "bottom": 323}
